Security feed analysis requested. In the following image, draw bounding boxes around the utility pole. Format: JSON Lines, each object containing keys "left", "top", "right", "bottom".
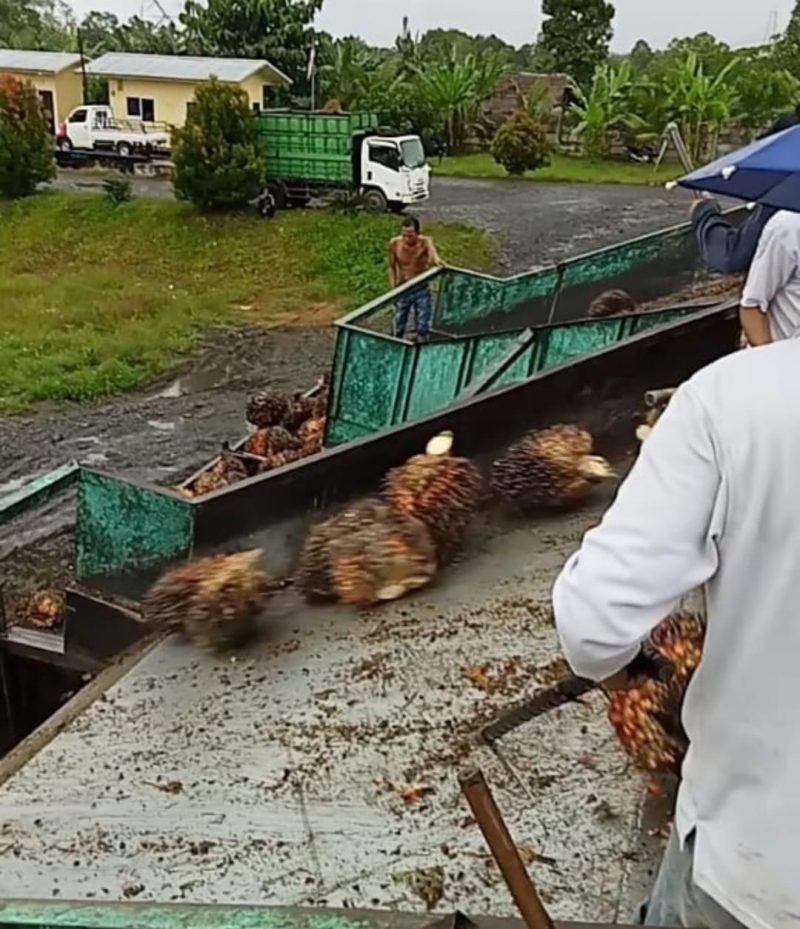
{"left": 77, "top": 28, "right": 90, "bottom": 105}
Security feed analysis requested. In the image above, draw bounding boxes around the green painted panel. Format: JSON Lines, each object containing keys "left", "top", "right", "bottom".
{"left": 325, "top": 331, "right": 409, "bottom": 447}
{"left": 76, "top": 471, "right": 193, "bottom": 580}
{"left": 0, "top": 901, "right": 378, "bottom": 929}
{"left": 494, "top": 340, "right": 538, "bottom": 388}
{"left": 437, "top": 268, "right": 559, "bottom": 331}
{"left": 437, "top": 272, "right": 505, "bottom": 327}
{"left": 631, "top": 307, "right": 694, "bottom": 334}
{"left": 539, "top": 321, "right": 621, "bottom": 372}
{"left": 405, "top": 342, "right": 466, "bottom": 420}
{"left": 467, "top": 332, "right": 526, "bottom": 385}
{"left": 0, "top": 462, "right": 79, "bottom": 526}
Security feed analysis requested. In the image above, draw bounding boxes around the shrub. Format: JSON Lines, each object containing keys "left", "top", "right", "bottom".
{"left": 491, "top": 111, "right": 551, "bottom": 176}
{"left": 103, "top": 177, "right": 133, "bottom": 205}
{"left": 0, "top": 76, "right": 55, "bottom": 199}
{"left": 172, "top": 78, "right": 264, "bottom": 211}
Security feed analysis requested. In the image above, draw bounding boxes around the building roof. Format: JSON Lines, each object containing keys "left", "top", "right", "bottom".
{"left": 84, "top": 52, "right": 291, "bottom": 87}
{"left": 0, "top": 50, "right": 82, "bottom": 75}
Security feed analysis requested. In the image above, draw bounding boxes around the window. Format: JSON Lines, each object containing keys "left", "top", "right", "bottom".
{"left": 126, "top": 97, "right": 155, "bottom": 121}
{"left": 368, "top": 144, "right": 400, "bottom": 171}
{"left": 400, "top": 138, "right": 426, "bottom": 169}
{"left": 69, "top": 108, "right": 87, "bottom": 124}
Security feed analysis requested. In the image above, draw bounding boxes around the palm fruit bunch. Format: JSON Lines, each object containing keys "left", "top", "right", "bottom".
{"left": 245, "top": 425, "right": 302, "bottom": 460}
{"left": 298, "top": 500, "right": 436, "bottom": 607}
{"left": 245, "top": 374, "right": 330, "bottom": 465}
{"left": 246, "top": 391, "right": 291, "bottom": 428}
{"left": 142, "top": 550, "right": 269, "bottom": 653}
{"left": 490, "top": 424, "right": 616, "bottom": 510}
{"left": 383, "top": 431, "right": 482, "bottom": 564}
{"left": 328, "top": 506, "right": 437, "bottom": 608}
{"left": 21, "top": 590, "right": 66, "bottom": 630}
{"left": 297, "top": 417, "right": 326, "bottom": 454}
{"left": 185, "top": 447, "right": 249, "bottom": 498}
{"left": 588, "top": 289, "right": 636, "bottom": 318}
{"left": 608, "top": 612, "right": 706, "bottom": 775}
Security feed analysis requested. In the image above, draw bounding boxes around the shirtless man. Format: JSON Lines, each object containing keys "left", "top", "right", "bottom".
{"left": 388, "top": 216, "right": 441, "bottom": 342}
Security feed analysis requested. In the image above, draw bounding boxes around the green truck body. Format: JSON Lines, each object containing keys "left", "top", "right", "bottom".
{"left": 255, "top": 110, "right": 378, "bottom": 186}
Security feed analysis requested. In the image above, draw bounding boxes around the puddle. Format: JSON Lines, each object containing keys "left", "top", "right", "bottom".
{"left": 157, "top": 361, "right": 232, "bottom": 399}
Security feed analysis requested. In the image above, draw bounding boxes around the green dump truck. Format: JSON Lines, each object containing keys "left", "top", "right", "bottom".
{"left": 254, "top": 110, "right": 431, "bottom": 213}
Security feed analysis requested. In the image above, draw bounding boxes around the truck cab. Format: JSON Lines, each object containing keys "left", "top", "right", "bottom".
{"left": 356, "top": 133, "right": 431, "bottom": 212}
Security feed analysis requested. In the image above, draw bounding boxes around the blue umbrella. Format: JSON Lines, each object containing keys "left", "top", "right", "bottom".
{"left": 677, "top": 125, "right": 800, "bottom": 211}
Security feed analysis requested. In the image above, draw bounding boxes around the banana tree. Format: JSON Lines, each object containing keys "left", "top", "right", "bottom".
{"left": 411, "top": 47, "right": 507, "bottom": 153}
{"left": 660, "top": 52, "right": 740, "bottom": 162}
{"left": 571, "top": 61, "right": 643, "bottom": 159}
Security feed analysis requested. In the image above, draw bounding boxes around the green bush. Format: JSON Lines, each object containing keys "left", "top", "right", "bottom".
{"left": 0, "top": 76, "right": 55, "bottom": 199}
{"left": 172, "top": 78, "right": 264, "bottom": 211}
{"left": 103, "top": 177, "right": 134, "bottom": 205}
{"left": 491, "top": 111, "right": 551, "bottom": 176}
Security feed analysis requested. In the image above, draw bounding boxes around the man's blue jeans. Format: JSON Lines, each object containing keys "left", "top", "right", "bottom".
{"left": 395, "top": 285, "right": 432, "bottom": 339}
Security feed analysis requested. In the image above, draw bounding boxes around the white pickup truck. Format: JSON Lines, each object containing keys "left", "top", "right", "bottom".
{"left": 57, "top": 105, "right": 170, "bottom": 157}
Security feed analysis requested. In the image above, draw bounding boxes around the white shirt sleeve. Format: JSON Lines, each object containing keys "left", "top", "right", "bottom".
{"left": 552, "top": 384, "right": 724, "bottom": 682}
{"left": 741, "top": 220, "right": 796, "bottom": 312}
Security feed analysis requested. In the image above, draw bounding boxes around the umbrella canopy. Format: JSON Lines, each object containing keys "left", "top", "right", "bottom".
{"left": 678, "top": 125, "right": 800, "bottom": 211}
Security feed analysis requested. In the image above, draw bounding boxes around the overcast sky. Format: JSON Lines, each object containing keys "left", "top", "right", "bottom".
{"left": 68, "top": 0, "right": 794, "bottom": 52}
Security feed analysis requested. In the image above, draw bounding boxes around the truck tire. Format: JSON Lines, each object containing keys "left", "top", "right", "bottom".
{"left": 117, "top": 141, "right": 132, "bottom": 158}
{"left": 267, "top": 182, "right": 288, "bottom": 211}
{"left": 363, "top": 189, "right": 388, "bottom": 213}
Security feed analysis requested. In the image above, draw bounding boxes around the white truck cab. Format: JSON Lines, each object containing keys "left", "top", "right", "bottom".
{"left": 358, "top": 134, "right": 431, "bottom": 211}
{"left": 58, "top": 105, "right": 170, "bottom": 157}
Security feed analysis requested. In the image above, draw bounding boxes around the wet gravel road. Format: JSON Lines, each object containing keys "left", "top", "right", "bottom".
{"left": 52, "top": 171, "right": 694, "bottom": 273}
{"left": 419, "top": 177, "right": 692, "bottom": 273}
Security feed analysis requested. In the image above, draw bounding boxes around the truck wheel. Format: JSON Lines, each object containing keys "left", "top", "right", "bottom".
{"left": 267, "top": 182, "right": 288, "bottom": 211}
{"left": 363, "top": 189, "right": 388, "bottom": 213}
{"left": 117, "top": 141, "right": 132, "bottom": 158}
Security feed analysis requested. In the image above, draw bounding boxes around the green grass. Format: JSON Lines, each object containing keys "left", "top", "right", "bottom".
{"left": 0, "top": 193, "right": 492, "bottom": 413}
{"left": 435, "top": 152, "right": 681, "bottom": 186}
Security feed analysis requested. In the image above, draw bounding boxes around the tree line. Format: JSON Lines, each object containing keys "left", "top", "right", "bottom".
{"left": 3, "top": 0, "right": 800, "bottom": 166}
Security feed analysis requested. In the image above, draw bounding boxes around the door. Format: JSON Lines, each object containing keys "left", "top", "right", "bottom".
{"left": 66, "top": 107, "right": 90, "bottom": 147}
{"left": 364, "top": 142, "right": 402, "bottom": 197}
{"left": 37, "top": 91, "right": 55, "bottom": 134}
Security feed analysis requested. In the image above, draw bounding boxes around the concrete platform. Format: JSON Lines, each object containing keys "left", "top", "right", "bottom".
{"left": 0, "top": 487, "right": 664, "bottom": 921}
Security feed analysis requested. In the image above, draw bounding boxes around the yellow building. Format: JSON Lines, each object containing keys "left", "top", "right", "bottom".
{"left": 84, "top": 53, "right": 292, "bottom": 129}
{"left": 0, "top": 50, "right": 84, "bottom": 132}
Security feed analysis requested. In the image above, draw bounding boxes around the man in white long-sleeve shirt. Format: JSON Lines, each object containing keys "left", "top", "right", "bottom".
{"left": 553, "top": 340, "right": 800, "bottom": 929}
